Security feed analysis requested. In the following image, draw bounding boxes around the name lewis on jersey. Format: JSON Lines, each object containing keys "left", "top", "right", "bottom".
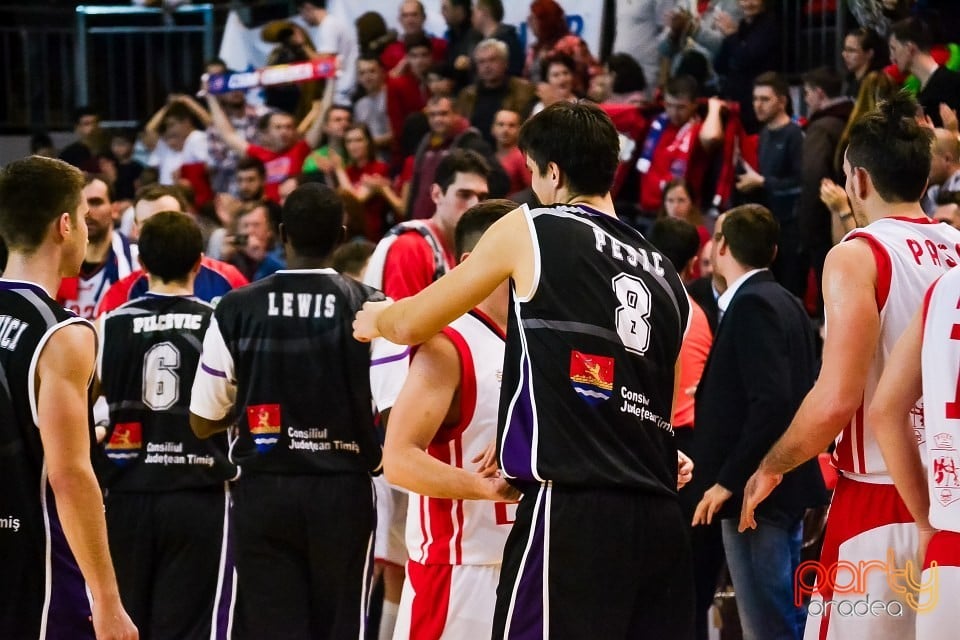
{"left": 593, "top": 228, "right": 666, "bottom": 276}
{"left": 267, "top": 292, "right": 336, "bottom": 318}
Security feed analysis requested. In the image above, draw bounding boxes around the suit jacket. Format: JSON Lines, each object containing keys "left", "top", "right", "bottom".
{"left": 692, "top": 270, "right": 828, "bottom": 525}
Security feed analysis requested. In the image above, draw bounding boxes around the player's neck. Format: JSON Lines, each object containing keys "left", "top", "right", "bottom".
{"left": 562, "top": 191, "right": 616, "bottom": 218}
{"left": 147, "top": 276, "right": 193, "bottom": 297}
{"left": 85, "top": 232, "right": 113, "bottom": 265}
{"left": 285, "top": 252, "right": 332, "bottom": 271}
{"left": 2, "top": 249, "right": 66, "bottom": 297}
{"left": 869, "top": 200, "right": 928, "bottom": 223}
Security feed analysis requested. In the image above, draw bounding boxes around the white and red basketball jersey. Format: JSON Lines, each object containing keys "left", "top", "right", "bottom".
{"left": 922, "top": 268, "right": 960, "bottom": 533}
{"left": 406, "top": 310, "right": 514, "bottom": 566}
{"left": 833, "top": 217, "right": 960, "bottom": 481}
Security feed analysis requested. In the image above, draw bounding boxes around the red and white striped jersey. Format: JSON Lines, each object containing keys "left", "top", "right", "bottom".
{"left": 406, "top": 310, "right": 515, "bottom": 566}
{"left": 833, "top": 217, "right": 960, "bottom": 481}
{"left": 921, "top": 268, "right": 960, "bottom": 532}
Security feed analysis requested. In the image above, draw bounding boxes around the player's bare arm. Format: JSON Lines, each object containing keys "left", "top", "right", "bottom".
{"left": 384, "top": 333, "right": 518, "bottom": 502}
{"left": 740, "top": 239, "right": 880, "bottom": 530}
{"left": 354, "top": 206, "right": 533, "bottom": 344}
{"left": 37, "top": 323, "right": 138, "bottom": 640}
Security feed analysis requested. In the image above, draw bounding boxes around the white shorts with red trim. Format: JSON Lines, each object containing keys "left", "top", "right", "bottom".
{"left": 374, "top": 475, "right": 409, "bottom": 567}
{"left": 393, "top": 561, "right": 499, "bottom": 640}
{"left": 802, "top": 475, "right": 918, "bottom": 640}
{"left": 916, "top": 530, "right": 960, "bottom": 639}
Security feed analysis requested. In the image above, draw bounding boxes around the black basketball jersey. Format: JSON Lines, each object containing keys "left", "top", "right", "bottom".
{"left": 97, "top": 294, "right": 235, "bottom": 491}
{"left": 498, "top": 205, "right": 690, "bottom": 496}
{"left": 199, "top": 269, "right": 384, "bottom": 475}
{"left": 0, "top": 279, "right": 95, "bottom": 638}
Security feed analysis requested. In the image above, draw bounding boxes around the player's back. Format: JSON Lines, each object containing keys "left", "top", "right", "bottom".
{"left": 499, "top": 204, "right": 689, "bottom": 495}
{"left": 97, "top": 294, "right": 235, "bottom": 491}
{"left": 0, "top": 280, "right": 94, "bottom": 638}
{"left": 835, "top": 217, "right": 960, "bottom": 480}
{"left": 207, "top": 269, "right": 383, "bottom": 475}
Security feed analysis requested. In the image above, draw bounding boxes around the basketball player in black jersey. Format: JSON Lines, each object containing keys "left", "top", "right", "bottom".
{"left": 0, "top": 156, "right": 137, "bottom": 639}
{"left": 190, "top": 183, "right": 384, "bottom": 639}
{"left": 96, "top": 211, "right": 236, "bottom": 639}
{"left": 355, "top": 102, "right": 696, "bottom": 639}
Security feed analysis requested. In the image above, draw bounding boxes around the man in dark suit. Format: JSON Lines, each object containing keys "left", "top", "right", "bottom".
{"left": 690, "top": 204, "right": 828, "bottom": 640}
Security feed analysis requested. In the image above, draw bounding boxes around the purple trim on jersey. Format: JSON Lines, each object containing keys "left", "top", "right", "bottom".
{"left": 501, "top": 352, "right": 536, "bottom": 481}
{"left": 506, "top": 487, "right": 547, "bottom": 640}
{"left": 45, "top": 485, "right": 95, "bottom": 639}
{"left": 370, "top": 347, "right": 411, "bottom": 367}
{"left": 128, "top": 264, "right": 234, "bottom": 303}
{"left": 202, "top": 362, "right": 228, "bottom": 379}
{"left": 214, "top": 510, "right": 235, "bottom": 640}
{"left": 0, "top": 280, "right": 47, "bottom": 296}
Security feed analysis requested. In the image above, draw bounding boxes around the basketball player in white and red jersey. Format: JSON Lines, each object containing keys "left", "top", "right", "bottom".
{"left": 383, "top": 200, "right": 520, "bottom": 639}
{"left": 740, "top": 94, "right": 960, "bottom": 640}
{"left": 870, "top": 266, "right": 960, "bottom": 639}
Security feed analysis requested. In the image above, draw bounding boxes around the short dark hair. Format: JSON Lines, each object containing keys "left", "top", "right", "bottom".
{"left": 84, "top": 174, "right": 115, "bottom": 203}
{"left": 721, "top": 204, "right": 779, "bottom": 269}
{"left": 30, "top": 131, "right": 54, "bottom": 154}
{"left": 847, "top": 27, "right": 885, "bottom": 66}
{"left": 476, "top": 0, "right": 504, "bottom": 22}
{"left": 846, "top": 92, "right": 932, "bottom": 203}
{"left": 135, "top": 184, "right": 188, "bottom": 212}
{"left": 890, "top": 17, "right": 933, "bottom": 52}
{"left": 433, "top": 149, "right": 491, "bottom": 193}
{"left": 236, "top": 156, "right": 266, "bottom": 178}
{"left": 332, "top": 239, "right": 375, "bottom": 278}
{"left": 540, "top": 52, "right": 575, "bottom": 83}
{"left": 162, "top": 102, "right": 193, "bottom": 124}
{"left": 281, "top": 183, "right": 344, "bottom": 258}
{"left": 257, "top": 110, "right": 294, "bottom": 132}
{"left": 647, "top": 217, "right": 701, "bottom": 273}
{"left": 0, "top": 156, "right": 85, "bottom": 254}
{"left": 664, "top": 75, "right": 698, "bottom": 101}
{"left": 73, "top": 106, "right": 99, "bottom": 124}
{"left": 754, "top": 71, "right": 789, "bottom": 98}
{"left": 404, "top": 33, "right": 432, "bottom": 53}
{"left": 607, "top": 52, "right": 646, "bottom": 94}
{"left": 519, "top": 101, "right": 620, "bottom": 197}
{"left": 109, "top": 127, "right": 137, "bottom": 145}
{"left": 138, "top": 211, "right": 203, "bottom": 284}
{"left": 455, "top": 198, "right": 516, "bottom": 256}
{"left": 802, "top": 66, "right": 843, "bottom": 99}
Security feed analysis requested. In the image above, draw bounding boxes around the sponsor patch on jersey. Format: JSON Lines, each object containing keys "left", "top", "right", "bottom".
{"left": 569, "top": 351, "right": 614, "bottom": 406}
{"left": 247, "top": 403, "right": 282, "bottom": 453}
{"left": 105, "top": 422, "right": 142, "bottom": 466}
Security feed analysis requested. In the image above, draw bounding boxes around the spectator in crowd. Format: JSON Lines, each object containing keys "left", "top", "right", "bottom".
{"left": 205, "top": 84, "right": 326, "bottom": 202}
{"left": 456, "top": 39, "right": 536, "bottom": 147}
{"left": 387, "top": 34, "right": 433, "bottom": 160}
{"left": 332, "top": 123, "right": 393, "bottom": 241}
{"left": 143, "top": 99, "right": 211, "bottom": 190}
{"left": 589, "top": 52, "right": 647, "bottom": 106}
{"left": 922, "top": 127, "right": 960, "bottom": 214}
{"left": 661, "top": 1, "right": 743, "bottom": 61}
{"left": 204, "top": 58, "right": 269, "bottom": 197}
{"left": 889, "top": 16, "right": 960, "bottom": 127}
{"left": 236, "top": 156, "right": 266, "bottom": 203}
{"left": 302, "top": 103, "right": 352, "bottom": 178}
{"left": 714, "top": 0, "right": 781, "bottom": 134}
{"left": 659, "top": 178, "right": 710, "bottom": 278}
{"left": 531, "top": 53, "right": 579, "bottom": 115}
{"left": 491, "top": 109, "right": 530, "bottom": 195}
{"left": 354, "top": 55, "right": 392, "bottom": 162}
{"left": 693, "top": 205, "right": 828, "bottom": 640}
{"left": 294, "top": 0, "right": 358, "bottom": 105}
{"left": 355, "top": 10, "right": 395, "bottom": 60}
{"left": 524, "top": 0, "right": 599, "bottom": 95}
{"left": 109, "top": 128, "right": 145, "bottom": 204}
{"left": 397, "top": 61, "right": 460, "bottom": 162}
{"left": 637, "top": 76, "right": 724, "bottom": 226}
{"left": 736, "top": 72, "right": 805, "bottom": 298}
{"left": 405, "top": 95, "right": 505, "bottom": 218}
{"left": 59, "top": 106, "right": 109, "bottom": 174}
{"left": 471, "top": 0, "right": 524, "bottom": 77}
{"left": 30, "top": 131, "right": 56, "bottom": 158}
{"left": 381, "top": 1, "right": 448, "bottom": 71}
{"left": 441, "top": 0, "right": 482, "bottom": 87}
{"left": 841, "top": 27, "right": 886, "bottom": 98}
{"left": 56, "top": 177, "right": 137, "bottom": 320}
{"left": 261, "top": 21, "right": 322, "bottom": 120}
{"left": 612, "top": 0, "right": 676, "bottom": 98}
{"left": 833, "top": 69, "right": 898, "bottom": 176}
{"left": 228, "top": 200, "right": 285, "bottom": 282}
{"left": 799, "top": 67, "right": 853, "bottom": 301}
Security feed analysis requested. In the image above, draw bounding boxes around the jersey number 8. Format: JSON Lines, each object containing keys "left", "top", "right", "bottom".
{"left": 142, "top": 342, "right": 181, "bottom": 411}
{"left": 613, "top": 273, "right": 652, "bottom": 355}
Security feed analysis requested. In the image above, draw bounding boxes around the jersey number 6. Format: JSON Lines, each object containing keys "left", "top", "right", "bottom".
{"left": 142, "top": 342, "right": 181, "bottom": 411}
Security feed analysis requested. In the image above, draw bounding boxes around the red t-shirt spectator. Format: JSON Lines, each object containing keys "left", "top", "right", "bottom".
{"left": 497, "top": 146, "right": 530, "bottom": 195}
{"left": 382, "top": 220, "right": 456, "bottom": 299}
{"left": 639, "top": 119, "right": 708, "bottom": 213}
{"left": 386, "top": 73, "right": 428, "bottom": 155}
{"left": 246, "top": 140, "right": 312, "bottom": 202}
{"left": 672, "top": 297, "right": 712, "bottom": 428}
{"left": 346, "top": 161, "right": 391, "bottom": 242}
{"left": 381, "top": 37, "right": 447, "bottom": 72}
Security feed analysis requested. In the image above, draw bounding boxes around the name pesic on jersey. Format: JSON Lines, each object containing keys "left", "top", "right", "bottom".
{"left": 498, "top": 204, "right": 690, "bottom": 496}
{"left": 97, "top": 294, "right": 235, "bottom": 491}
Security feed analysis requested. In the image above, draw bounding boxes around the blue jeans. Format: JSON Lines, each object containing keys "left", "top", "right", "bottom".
{"left": 721, "top": 517, "right": 804, "bottom": 640}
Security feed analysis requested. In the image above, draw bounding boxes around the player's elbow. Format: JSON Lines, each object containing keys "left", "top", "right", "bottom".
{"left": 46, "top": 461, "right": 95, "bottom": 498}
{"left": 381, "top": 443, "right": 414, "bottom": 489}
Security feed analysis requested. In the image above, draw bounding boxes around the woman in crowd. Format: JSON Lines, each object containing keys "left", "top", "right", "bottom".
{"left": 524, "top": 0, "right": 598, "bottom": 95}
{"left": 841, "top": 27, "right": 885, "bottom": 98}
{"left": 332, "top": 123, "right": 395, "bottom": 242}
{"left": 531, "top": 53, "right": 579, "bottom": 115}
{"left": 659, "top": 178, "right": 711, "bottom": 278}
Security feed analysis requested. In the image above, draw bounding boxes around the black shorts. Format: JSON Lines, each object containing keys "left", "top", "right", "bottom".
{"left": 105, "top": 486, "right": 233, "bottom": 640}
{"left": 230, "top": 473, "right": 375, "bottom": 640}
{"left": 493, "top": 483, "right": 695, "bottom": 640}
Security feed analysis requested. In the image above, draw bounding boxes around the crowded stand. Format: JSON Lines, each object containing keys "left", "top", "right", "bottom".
{"left": 4, "top": 0, "right": 960, "bottom": 639}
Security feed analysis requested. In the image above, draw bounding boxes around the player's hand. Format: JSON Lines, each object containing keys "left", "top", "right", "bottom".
{"left": 738, "top": 467, "right": 782, "bottom": 531}
{"left": 819, "top": 178, "right": 849, "bottom": 214}
{"left": 472, "top": 440, "right": 498, "bottom": 478}
{"left": 479, "top": 476, "right": 521, "bottom": 502}
{"left": 353, "top": 299, "right": 393, "bottom": 342}
{"left": 940, "top": 103, "right": 959, "bottom": 134}
{"left": 677, "top": 449, "right": 694, "bottom": 489}
{"left": 91, "top": 596, "right": 138, "bottom": 640}
{"left": 692, "top": 483, "right": 731, "bottom": 526}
